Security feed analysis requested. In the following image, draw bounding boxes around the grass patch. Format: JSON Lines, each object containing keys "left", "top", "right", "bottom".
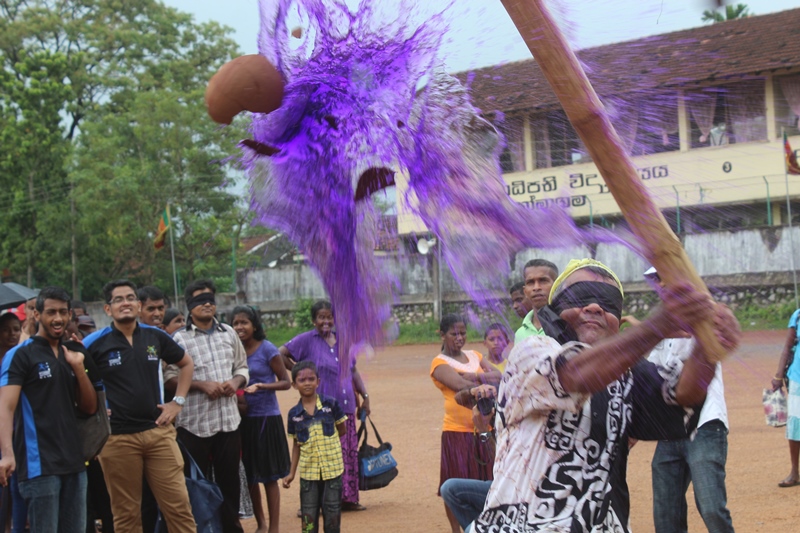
{"left": 265, "top": 325, "right": 305, "bottom": 347}
{"left": 733, "top": 302, "right": 795, "bottom": 331}
{"left": 264, "top": 302, "right": 792, "bottom": 349}
{"left": 266, "top": 318, "right": 522, "bottom": 347}
{"left": 392, "top": 320, "right": 441, "bottom": 345}
{"left": 629, "top": 302, "right": 794, "bottom": 332}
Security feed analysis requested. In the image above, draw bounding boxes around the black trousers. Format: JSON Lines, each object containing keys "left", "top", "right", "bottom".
{"left": 177, "top": 428, "right": 243, "bottom": 533}
{"left": 86, "top": 459, "right": 114, "bottom": 533}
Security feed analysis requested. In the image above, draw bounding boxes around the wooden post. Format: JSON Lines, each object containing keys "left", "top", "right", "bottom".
{"left": 499, "top": 0, "right": 726, "bottom": 362}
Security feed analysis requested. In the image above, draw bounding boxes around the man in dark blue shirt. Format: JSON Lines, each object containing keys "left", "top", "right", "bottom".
{"left": 0, "top": 286, "right": 98, "bottom": 533}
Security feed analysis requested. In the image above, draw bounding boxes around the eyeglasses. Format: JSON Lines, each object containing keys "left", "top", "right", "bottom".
{"left": 110, "top": 295, "right": 138, "bottom": 305}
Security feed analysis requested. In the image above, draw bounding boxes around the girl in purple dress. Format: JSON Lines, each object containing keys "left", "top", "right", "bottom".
{"left": 279, "top": 300, "right": 371, "bottom": 511}
{"left": 232, "top": 306, "right": 291, "bottom": 533}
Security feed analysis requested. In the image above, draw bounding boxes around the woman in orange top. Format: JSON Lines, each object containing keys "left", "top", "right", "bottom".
{"left": 430, "top": 314, "right": 500, "bottom": 533}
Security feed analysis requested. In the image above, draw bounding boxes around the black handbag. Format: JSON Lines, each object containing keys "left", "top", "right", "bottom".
{"left": 76, "top": 389, "right": 111, "bottom": 461}
{"left": 357, "top": 416, "right": 398, "bottom": 491}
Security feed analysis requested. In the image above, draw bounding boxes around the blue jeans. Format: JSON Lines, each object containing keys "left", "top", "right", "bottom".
{"left": 651, "top": 420, "right": 734, "bottom": 533}
{"left": 17, "top": 472, "right": 87, "bottom": 533}
{"left": 440, "top": 478, "right": 492, "bottom": 530}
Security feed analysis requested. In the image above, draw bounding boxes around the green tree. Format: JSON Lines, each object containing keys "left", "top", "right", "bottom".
{"left": 0, "top": 49, "right": 74, "bottom": 288}
{"left": 0, "top": 0, "right": 250, "bottom": 299}
{"left": 71, "top": 82, "right": 249, "bottom": 300}
{"left": 702, "top": 3, "right": 752, "bottom": 23}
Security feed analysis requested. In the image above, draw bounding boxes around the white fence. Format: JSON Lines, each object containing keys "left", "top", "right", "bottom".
{"left": 239, "top": 226, "right": 800, "bottom": 308}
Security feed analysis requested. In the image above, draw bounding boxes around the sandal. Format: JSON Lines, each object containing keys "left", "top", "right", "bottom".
{"left": 778, "top": 478, "right": 800, "bottom": 488}
{"left": 342, "top": 502, "right": 367, "bottom": 511}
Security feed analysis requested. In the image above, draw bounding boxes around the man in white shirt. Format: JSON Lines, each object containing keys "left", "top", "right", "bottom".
{"left": 646, "top": 270, "right": 734, "bottom": 533}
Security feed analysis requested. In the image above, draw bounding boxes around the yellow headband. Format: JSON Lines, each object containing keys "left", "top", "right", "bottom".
{"left": 548, "top": 258, "right": 624, "bottom": 304}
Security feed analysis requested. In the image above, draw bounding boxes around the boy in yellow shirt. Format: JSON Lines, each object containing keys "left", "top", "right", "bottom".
{"left": 283, "top": 361, "right": 347, "bottom": 533}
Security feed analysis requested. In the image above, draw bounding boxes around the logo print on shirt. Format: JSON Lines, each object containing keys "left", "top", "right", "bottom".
{"left": 37, "top": 362, "right": 52, "bottom": 379}
{"left": 146, "top": 345, "right": 158, "bottom": 361}
{"left": 108, "top": 351, "right": 122, "bottom": 367}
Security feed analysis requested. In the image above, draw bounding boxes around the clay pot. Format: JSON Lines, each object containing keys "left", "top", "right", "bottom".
{"left": 205, "top": 54, "right": 285, "bottom": 124}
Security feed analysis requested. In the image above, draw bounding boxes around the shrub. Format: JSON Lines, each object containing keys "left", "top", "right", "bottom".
{"left": 293, "top": 297, "right": 315, "bottom": 331}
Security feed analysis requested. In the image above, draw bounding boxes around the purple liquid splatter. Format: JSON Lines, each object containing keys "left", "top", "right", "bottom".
{"left": 243, "top": 0, "right": 626, "bottom": 372}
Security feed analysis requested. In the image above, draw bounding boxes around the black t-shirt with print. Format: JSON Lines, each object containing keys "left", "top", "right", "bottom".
{"left": 84, "top": 323, "right": 184, "bottom": 434}
{"left": 0, "top": 337, "right": 100, "bottom": 481}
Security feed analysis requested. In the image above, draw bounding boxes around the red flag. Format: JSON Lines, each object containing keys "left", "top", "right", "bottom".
{"left": 785, "top": 132, "right": 800, "bottom": 175}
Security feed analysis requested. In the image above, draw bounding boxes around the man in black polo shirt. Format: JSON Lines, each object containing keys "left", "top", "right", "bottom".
{"left": 0, "top": 286, "right": 98, "bottom": 533}
{"left": 84, "top": 280, "right": 196, "bottom": 533}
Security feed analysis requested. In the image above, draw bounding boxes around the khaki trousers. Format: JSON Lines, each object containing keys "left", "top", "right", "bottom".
{"left": 99, "top": 425, "right": 196, "bottom": 533}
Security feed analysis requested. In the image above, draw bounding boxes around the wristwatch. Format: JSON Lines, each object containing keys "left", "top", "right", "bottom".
{"left": 173, "top": 396, "right": 186, "bottom": 406}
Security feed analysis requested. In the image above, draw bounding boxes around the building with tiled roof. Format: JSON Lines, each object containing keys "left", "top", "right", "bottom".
{"left": 461, "top": 9, "right": 800, "bottom": 114}
{"left": 240, "top": 8, "right": 800, "bottom": 320}
{"left": 398, "top": 8, "right": 800, "bottom": 236}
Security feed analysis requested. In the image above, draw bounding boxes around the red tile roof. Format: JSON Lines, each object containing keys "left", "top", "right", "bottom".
{"left": 458, "top": 9, "right": 800, "bottom": 114}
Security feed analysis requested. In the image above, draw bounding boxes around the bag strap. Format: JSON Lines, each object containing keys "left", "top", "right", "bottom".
{"left": 357, "top": 416, "right": 386, "bottom": 446}
{"left": 96, "top": 390, "right": 111, "bottom": 426}
{"left": 176, "top": 438, "right": 206, "bottom": 482}
{"left": 473, "top": 431, "right": 493, "bottom": 466}
{"left": 367, "top": 416, "right": 384, "bottom": 445}
{"left": 357, "top": 416, "right": 369, "bottom": 446}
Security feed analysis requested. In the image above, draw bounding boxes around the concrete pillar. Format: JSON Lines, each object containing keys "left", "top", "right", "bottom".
{"left": 431, "top": 247, "right": 442, "bottom": 324}
{"left": 523, "top": 114, "right": 534, "bottom": 171}
{"left": 773, "top": 201, "right": 784, "bottom": 226}
{"left": 766, "top": 74, "right": 777, "bottom": 141}
{"left": 677, "top": 90, "right": 690, "bottom": 153}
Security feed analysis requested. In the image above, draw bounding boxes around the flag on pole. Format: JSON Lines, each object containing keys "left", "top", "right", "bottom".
{"left": 785, "top": 132, "right": 800, "bottom": 175}
{"left": 154, "top": 206, "right": 170, "bottom": 251}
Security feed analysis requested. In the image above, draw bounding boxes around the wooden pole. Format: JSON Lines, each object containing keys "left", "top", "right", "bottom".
{"left": 500, "top": 0, "right": 726, "bottom": 362}
{"left": 168, "top": 204, "right": 180, "bottom": 309}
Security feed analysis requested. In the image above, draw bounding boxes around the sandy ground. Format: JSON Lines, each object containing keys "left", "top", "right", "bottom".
{"left": 242, "top": 330, "right": 800, "bottom": 532}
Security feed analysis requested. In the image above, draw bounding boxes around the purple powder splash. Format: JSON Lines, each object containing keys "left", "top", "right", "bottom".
{"left": 242, "top": 0, "right": 626, "bottom": 372}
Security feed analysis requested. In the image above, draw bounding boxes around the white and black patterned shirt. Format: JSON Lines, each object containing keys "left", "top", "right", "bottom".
{"left": 473, "top": 335, "right": 696, "bottom": 533}
{"left": 166, "top": 319, "right": 249, "bottom": 438}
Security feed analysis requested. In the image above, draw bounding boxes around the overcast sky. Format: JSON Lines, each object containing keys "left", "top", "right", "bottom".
{"left": 163, "top": 0, "right": 800, "bottom": 72}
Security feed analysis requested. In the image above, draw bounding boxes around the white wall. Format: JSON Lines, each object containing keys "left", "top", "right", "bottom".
{"left": 239, "top": 227, "right": 800, "bottom": 305}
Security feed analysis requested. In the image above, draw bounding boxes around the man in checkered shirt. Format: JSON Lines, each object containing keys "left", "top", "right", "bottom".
{"left": 165, "top": 279, "right": 249, "bottom": 533}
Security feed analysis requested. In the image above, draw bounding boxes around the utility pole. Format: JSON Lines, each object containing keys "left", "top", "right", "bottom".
{"left": 27, "top": 170, "right": 35, "bottom": 288}
{"left": 71, "top": 178, "right": 80, "bottom": 299}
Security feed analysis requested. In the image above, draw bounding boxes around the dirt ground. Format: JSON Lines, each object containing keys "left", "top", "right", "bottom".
{"left": 243, "top": 330, "right": 800, "bottom": 532}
